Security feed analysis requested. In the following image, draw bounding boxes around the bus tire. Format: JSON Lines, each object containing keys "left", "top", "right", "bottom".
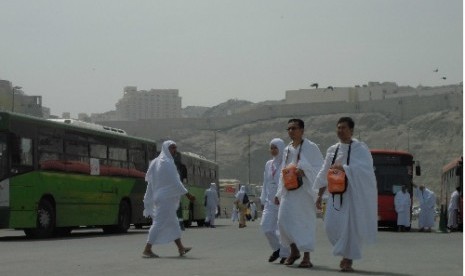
{"left": 24, "top": 199, "right": 56, "bottom": 239}
{"left": 103, "top": 200, "right": 131, "bottom": 234}
{"left": 183, "top": 220, "right": 192, "bottom": 228}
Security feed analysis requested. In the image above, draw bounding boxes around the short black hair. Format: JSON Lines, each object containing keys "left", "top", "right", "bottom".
{"left": 337, "top": 117, "right": 354, "bottom": 129}
{"left": 288, "top": 118, "right": 304, "bottom": 129}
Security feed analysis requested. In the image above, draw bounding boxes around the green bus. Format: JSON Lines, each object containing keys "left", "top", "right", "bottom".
{"left": 0, "top": 112, "right": 157, "bottom": 238}
{"left": 175, "top": 151, "right": 219, "bottom": 227}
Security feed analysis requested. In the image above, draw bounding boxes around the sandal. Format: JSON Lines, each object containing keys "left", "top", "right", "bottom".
{"left": 298, "top": 259, "right": 313, "bottom": 268}
{"left": 179, "top": 247, "right": 192, "bottom": 256}
{"left": 284, "top": 254, "right": 301, "bottom": 265}
{"left": 142, "top": 251, "right": 159, "bottom": 258}
{"left": 268, "top": 249, "right": 280, "bottom": 262}
{"left": 340, "top": 259, "right": 354, "bottom": 272}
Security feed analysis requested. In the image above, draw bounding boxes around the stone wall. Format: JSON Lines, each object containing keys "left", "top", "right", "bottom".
{"left": 99, "top": 91, "right": 462, "bottom": 140}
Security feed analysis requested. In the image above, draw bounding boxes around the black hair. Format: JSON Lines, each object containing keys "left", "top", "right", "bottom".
{"left": 288, "top": 118, "right": 304, "bottom": 129}
{"left": 337, "top": 117, "right": 355, "bottom": 129}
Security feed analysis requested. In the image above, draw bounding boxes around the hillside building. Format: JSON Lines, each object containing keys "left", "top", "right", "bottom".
{"left": 285, "top": 82, "right": 460, "bottom": 104}
{"left": 115, "top": 86, "right": 182, "bottom": 121}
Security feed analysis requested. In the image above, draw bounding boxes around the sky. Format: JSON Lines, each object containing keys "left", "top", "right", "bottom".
{"left": 0, "top": 0, "right": 462, "bottom": 117}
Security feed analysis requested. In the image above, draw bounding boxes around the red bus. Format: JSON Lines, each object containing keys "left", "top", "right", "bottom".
{"left": 439, "top": 157, "right": 463, "bottom": 232}
{"left": 371, "top": 149, "right": 421, "bottom": 229}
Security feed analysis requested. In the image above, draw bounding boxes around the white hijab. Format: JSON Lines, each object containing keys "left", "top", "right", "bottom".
{"left": 235, "top": 185, "right": 247, "bottom": 202}
{"left": 143, "top": 140, "right": 187, "bottom": 216}
{"left": 270, "top": 138, "right": 285, "bottom": 175}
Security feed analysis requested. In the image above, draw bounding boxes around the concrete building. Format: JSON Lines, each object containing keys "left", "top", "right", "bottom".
{"left": 285, "top": 82, "right": 460, "bottom": 104}
{"left": 0, "top": 79, "right": 43, "bottom": 117}
{"left": 115, "top": 86, "right": 182, "bottom": 121}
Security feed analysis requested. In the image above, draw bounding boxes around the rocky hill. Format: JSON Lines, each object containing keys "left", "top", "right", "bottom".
{"left": 172, "top": 109, "right": 462, "bottom": 195}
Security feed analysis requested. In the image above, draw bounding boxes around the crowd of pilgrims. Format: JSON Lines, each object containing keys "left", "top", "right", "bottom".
{"left": 140, "top": 117, "right": 445, "bottom": 273}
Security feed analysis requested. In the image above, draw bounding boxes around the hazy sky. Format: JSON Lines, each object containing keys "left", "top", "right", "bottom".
{"left": 1, "top": 1, "right": 462, "bottom": 116}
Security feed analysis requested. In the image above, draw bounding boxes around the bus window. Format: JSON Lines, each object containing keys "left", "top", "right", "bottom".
{"left": 38, "top": 135, "right": 63, "bottom": 163}
{"left": 11, "top": 135, "right": 34, "bottom": 173}
{"left": 129, "top": 149, "right": 145, "bottom": 171}
{"left": 0, "top": 134, "right": 6, "bottom": 180}
{"left": 20, "top": 138, "right": 33, "bottom": 166}
{"left": 65, "top": 140, "right": 89, "bottom": 162}
{"left": 90, "top": 144, "right": 107, "bottom": 159}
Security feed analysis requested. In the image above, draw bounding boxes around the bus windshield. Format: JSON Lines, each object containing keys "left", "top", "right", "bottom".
{"left": 375, "top": 165, "right": 412, "bottom": 195}
{"left": 0, "top": 133, "right": 7, "bottom": 180}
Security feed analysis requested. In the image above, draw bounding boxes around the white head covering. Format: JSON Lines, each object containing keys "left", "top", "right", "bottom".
{"left": 270, "top": 138, "right": 285, "bottom": 170}
{"left": 143, "top": 140, "right": 187, "bottom": 217}
{"left": 210, "top": 183, "right": 217, "bottom": 190}
{"left": 235, "top": 185, "right": 246, "bottom": 201}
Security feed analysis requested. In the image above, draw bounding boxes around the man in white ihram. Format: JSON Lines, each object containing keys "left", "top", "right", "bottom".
{"left": 142, "top": 140, "right": 193, "bottom": 258}
{"left": 274, "top": 118, "right": 324, "bottom": 268}
{"left": 413, "top": 183, "right": 436, "bottom": 232}
{"left": 394, "top": 185, "right": 411, "bottom": 232}
{"left": 315, "top": 117, "right": 377, "bottom": 272}
{"left": 204, "top": 183, "right": 219, "bottom": 228}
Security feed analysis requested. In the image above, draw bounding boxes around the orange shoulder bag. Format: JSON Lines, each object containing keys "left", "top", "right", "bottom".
{"left": 327, "top": 142, "right": 351, "bottom": 209}
{"left": 282, "top": 141, "right": 303, "bottom": 190}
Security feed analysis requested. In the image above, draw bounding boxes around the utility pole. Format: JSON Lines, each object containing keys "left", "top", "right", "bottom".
{"left": 248, "top": 134, "right": 251, "bottom": 185}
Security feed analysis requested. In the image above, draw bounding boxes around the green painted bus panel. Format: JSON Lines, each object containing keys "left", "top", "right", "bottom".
{"left": 8, "top": 171, "right": 144, "bottom": 228}
{"left": 181, "top": 185, "right": 206, "bottom": 221}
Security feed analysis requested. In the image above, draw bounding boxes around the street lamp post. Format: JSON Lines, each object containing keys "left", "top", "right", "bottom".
{"left": 407, "top": 127, "right": 410, "bottom": 152}
{"left": 11, "top": 86, "right": 21, "bottom": 112}
{"left": 248, "top": 134, "right": 251, "bottom": 185}
{"left": 214, "top": 130, "right": 217, "bottom": 163}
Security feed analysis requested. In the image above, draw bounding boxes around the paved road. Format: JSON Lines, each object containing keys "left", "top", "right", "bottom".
{"left": 0, "top": 218, "right": 462, "bottom": 276}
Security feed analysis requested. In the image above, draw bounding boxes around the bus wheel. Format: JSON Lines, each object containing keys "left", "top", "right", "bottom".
{"left": 183, "top": 220, "right": 192, "bottom": 228}
{"left": 24, "top": 199, "right": 56, "bottom": 239}
{"left": 103, "top": 200, "right": 131, "bottom": 234}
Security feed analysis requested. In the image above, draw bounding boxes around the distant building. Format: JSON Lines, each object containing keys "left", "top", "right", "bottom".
{"left": 285, "top": 82, "right": 460, "bottom": 104}
{"left": 90, "top": 110, "right": 117, "bottom": 122}
{"left": 0, "top": 79, "right": 43, "bottom": 117}
{"left": 115, "top": 86, "right": 182, "bottom": 121}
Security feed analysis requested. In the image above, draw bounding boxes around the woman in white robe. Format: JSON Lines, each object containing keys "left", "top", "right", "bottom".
{"left": 315, "top": 117, "right": 377, "bottom": 272}
{"left": 234, "top": 186, "right": 248, "bottom": 228}
{"left": 394, "top": 186, "right": 411, "bottom": 231}
{"left": 447, "top": 187, "right": 461, "bottom": 230}
{"left": 142, "top": 140, "right": 193, "bottom": 258}
{"left": 260, "top": 138, "right": 289, "bottom": 263}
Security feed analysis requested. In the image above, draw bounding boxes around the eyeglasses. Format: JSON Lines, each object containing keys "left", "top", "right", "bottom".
{"left": 286, "top": 127, "right": 300, "bottom": 131}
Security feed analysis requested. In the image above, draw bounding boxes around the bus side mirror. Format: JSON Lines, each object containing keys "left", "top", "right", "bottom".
{"left": 415, "top": 161, "right": 421, "bottom": 176}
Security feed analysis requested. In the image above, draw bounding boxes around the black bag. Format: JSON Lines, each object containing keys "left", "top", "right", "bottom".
{"left": 242, "top": 193, "right": 249, "bottom": 204}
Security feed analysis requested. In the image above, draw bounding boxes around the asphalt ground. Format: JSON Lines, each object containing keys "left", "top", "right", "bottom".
{"left": 0, "top": 218, "right": 462, "bottom": 276}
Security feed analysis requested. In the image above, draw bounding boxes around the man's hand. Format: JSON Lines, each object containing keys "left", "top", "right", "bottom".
{"left": 274, "top": 196, "right": 280, "bottom": 205}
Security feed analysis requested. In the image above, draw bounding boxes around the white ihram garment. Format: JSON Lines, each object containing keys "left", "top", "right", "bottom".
{"left": 314, "top": 139, "right": 377, "bottom": 260}
{"left": 394, "top": 191, "right": 411, "bottom": 227}
{"left": 205, "top": 183, "right": 219, "bottom": 226}
{"left": 448, "top": 190, "right": 460, "bottom": 228}
{"left": 276, "top": 138, "right": 324, "bottom": 252}
{"left": 414, "top": 187, "right": 436, "bottom": 229}
{"left": 143, "top": 140, "right": 188, "bottom": 245}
